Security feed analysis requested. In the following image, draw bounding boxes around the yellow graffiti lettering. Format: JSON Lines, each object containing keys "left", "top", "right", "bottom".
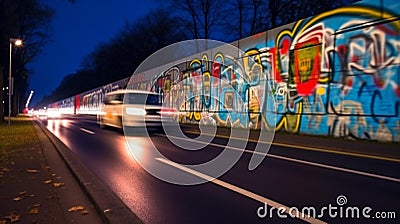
{"left": 274, "top": 101, "right": 303, "bottom": 133}
{"left": 214, "top": 53, "right": 224, "bottom": 64}
{"left": 202, "top": 54, "right": 209, "bottom": 70}
{"left": 194, "top": 111, "right": 201, "bottom": 121}
{"left": 243, "top": 49, "right": 263, "bottom": 83}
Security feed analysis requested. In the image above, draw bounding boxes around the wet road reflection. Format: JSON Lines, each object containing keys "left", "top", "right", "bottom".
{"left": 37, "top": 116, "right": 400, "bottom": 224}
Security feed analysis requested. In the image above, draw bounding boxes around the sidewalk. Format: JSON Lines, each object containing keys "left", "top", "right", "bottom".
{"left": 0, "top": 118, "right": 142, "bottom": 224}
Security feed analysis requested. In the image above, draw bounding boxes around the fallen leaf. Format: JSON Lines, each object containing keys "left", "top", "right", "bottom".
{"left": 26, "top": 169, "right": 39, "bottom": 173}
{"left": 103, "top": 208, "right": 111, "bottom": 213}
{"left": 52, "top": 182, "right": 63, "bottom": 187}
{"left": 13, "top": 197, "right": 22, "bottom": 201}
{"left": 68, "top": 206, "right": 84, "bottom": 212}
{"left": 5, "top": 212, "right": 20, "bottom": 222}
{"left": 29, "top": 194, "right": 35, "bottom": 197}
{"left": 19, "top": 190, "right": 27, "bottom": 195}
{"left": 1, "top": 168, "right": 9, "bottom": 172}
{"left": 43, "top": 180, "right": 52, "bottom": 184}
{"left": 29, "top": 208, "right": 39, "bottom": 214}
{"left": 81, "top": 210, "right": 90, "bottom": 215}
{"left": 29, "top": 206, "right": 40, "bottom": 214}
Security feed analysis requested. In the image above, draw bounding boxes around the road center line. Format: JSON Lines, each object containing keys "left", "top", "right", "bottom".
{"left": 79, "top": 127, "right": 95, "bottom": 135}
{"left": 156, "top": 157, "right": 326, "bottom": 224}
{"left": 161, "top": 134, "right": 400, "bottom": 183}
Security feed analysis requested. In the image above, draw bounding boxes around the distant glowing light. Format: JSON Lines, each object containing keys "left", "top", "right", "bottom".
{"left": 25, "top": 90, "right": 34, "bottom": 108}
{"left": 126, "top": 107, "right": 146, "bottom": 116}
{"left": 14, "top": 39, "right": 22, "bottom": 46}
{"left": 47, "top": 109, "right": 61, "bottom": 118}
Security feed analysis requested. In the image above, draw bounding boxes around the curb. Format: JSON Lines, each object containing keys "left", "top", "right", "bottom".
{"left": 35, "top": 120, "right": 143, "bottom": 224}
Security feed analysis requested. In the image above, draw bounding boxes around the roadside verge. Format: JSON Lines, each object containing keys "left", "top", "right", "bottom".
{"left": 35, "top": 120, "right": 143, "bottom": 224}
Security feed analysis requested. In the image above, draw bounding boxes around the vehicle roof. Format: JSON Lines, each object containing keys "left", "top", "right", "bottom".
{"left": 105, "top": 89, "right": 159, "bottom": 95}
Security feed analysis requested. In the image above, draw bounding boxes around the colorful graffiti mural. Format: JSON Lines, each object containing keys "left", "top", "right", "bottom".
{"left": 47, "top": 0, "right": 400, "bottom": 143}
{"left": 150, "top": 0, "right": 400, "bottom": 142}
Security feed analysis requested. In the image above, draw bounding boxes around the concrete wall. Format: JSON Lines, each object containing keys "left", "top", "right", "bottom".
{"left": 152, "top": 0, "right": 400, "bottom": 142}
{"left": 50, "top": 0, "right": 400, "bottom": 143}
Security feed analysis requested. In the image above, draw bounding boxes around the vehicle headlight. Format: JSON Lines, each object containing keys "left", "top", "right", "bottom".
{"left": 47, "top": 110, "right": 61, "bottom": 118}
{"left": 126, "top": 108, "right": 146, "bottom": 115}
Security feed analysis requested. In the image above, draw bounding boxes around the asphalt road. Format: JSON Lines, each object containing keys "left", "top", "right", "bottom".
{"left": 38, "top": 115, "right": 400, "bottom": 224}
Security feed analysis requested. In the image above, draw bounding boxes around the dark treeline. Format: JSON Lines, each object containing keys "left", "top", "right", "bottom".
{"left": 0, "top": 0, "right": 56, "bottom": 120}
{"left": 0, "top": 0, "right": 358, "bottom": 114}
{"left": 38, "top": 8, "right": 186, "bottom": 108}
{"left": 0, "top": 0, "right": 77, "bottom": 121}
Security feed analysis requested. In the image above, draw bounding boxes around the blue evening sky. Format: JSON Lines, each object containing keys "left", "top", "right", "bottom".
{"left": 28, "top": 0, "right": 157, "bottom": 106}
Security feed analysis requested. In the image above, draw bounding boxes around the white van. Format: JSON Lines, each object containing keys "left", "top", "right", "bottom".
{"left": 98, "top": 89, "right": 164, "bottom": 129}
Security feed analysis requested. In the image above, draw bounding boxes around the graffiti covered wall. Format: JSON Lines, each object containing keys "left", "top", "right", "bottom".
{"left": 48, "top": 0, "right": 400, "bottom": 143}
{"left": 151, "top": 0, "right": 400, "bottom": 142}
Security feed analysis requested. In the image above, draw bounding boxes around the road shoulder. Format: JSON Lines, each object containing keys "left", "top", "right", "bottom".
{"left": 35, "top": 120, "right": 143, "bottom": 224}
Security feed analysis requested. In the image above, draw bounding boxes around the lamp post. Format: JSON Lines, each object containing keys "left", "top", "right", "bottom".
{"left": 25, "top": 90, "right": 34, "bottom": 110}
{"left": 8, "top": 38, "right": 23, "bottom": 125}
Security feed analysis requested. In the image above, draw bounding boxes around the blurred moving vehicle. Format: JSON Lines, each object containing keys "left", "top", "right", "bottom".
{"left": 46, "top": 108, "right": 61, "bottom": 119}
{"left": 34, "top": 109, "right": 47, "bottom": 118}
{"left": 98, "top": 89, "right": 167, "bottom": 129}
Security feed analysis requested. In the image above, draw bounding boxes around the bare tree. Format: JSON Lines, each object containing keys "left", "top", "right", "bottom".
{"left": 37, "top": 9, "right": 187, "bottom": 107}
{"left": 0, "top": 0, "right": 54, "bottom": 120}
{"left": 272, "top": 0, "right": 358, "bottom": 28}
{"left": 267, "top": 0, "right": 293, "bottom": 28}
{"left": 249, "top": 0, "right": 264, "bottom": 35}
{"left": 164, "top": 0, "right": 229, "bottom": 40}
{"left": 223, "top": 0, "right": 267, "bottom": 40}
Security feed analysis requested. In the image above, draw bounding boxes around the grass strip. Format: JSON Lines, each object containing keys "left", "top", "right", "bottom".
{"left": 0, "top": 117, "right": 40, "bottom": 157}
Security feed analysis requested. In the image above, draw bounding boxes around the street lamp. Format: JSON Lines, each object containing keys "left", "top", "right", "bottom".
{"left": 8, "top": 38, "right": 23, "bottom": 125}
{"left": 25, "top": 90, "right": 34, "bottom": 109}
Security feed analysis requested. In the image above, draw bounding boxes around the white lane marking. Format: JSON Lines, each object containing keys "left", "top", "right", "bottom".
{"left": 266, "top": 153, "right": 400, "bottom": 183}
{"left": 161, "top": 134, "right": 400, "bottom": 183}
{"left": 156, "top": 157, "right": 326, "bottom": 224}
{"left": 79, "top": 127, "right": 95, "bottom": 135}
